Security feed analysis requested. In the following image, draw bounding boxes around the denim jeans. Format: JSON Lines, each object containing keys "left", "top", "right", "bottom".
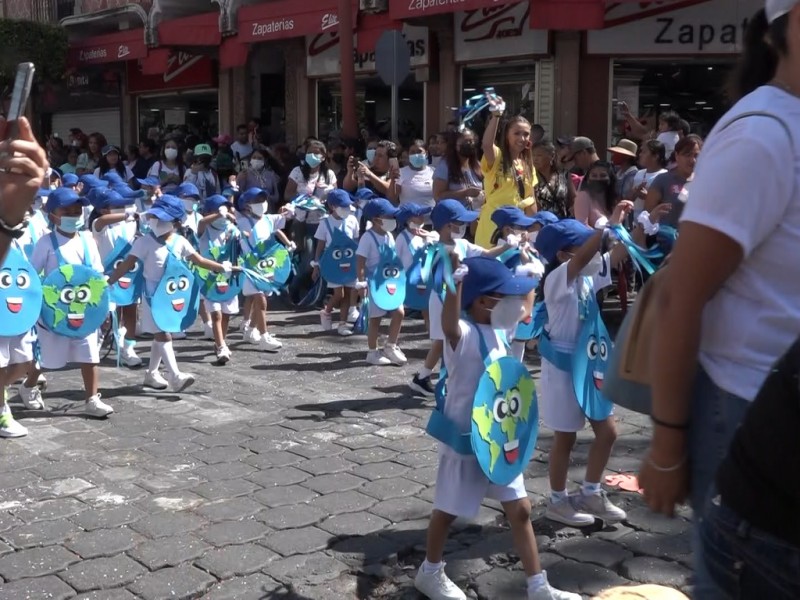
{"left": 689, "top": 366, "right": 751, "bottom": 599}
{"left": 700, "top": 489, "right": 800, "bottom": 599}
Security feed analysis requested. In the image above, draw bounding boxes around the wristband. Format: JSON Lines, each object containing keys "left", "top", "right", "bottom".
{"left": 0, "top": 214, "right": 28, "bottom": 239}
{"left": 650, "top": 414, "right": 689, "bottom": 430}
{"left": 647, "top": 454, "right": 687, "bottom": 473}
{"left": 310, "top": 260, "right": 319, "bottom": 268}
{"left": 594, "top": 216, "right": 609, "bottom": 230}
{"left": 637, "top": 211, "right": 660, "bottom": 235}
{"left": 354, "top": 280, "right": 367, "bottom": 290}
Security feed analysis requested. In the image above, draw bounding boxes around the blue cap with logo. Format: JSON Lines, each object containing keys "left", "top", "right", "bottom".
{"left": 362, "top": 198, "right": 400, "bottom": 220}
{"left": 431, "top": 199, "right": 479, "bottom": 230}
{"left": 533, "top": 219, "right": 594, "bottom": 264}
{"left": 491, "top": 206, "right": 536, "bottom": 229}
{"left": 176, "top": 183, "right": 201, "bottom": 199}
{"left": 136, "top": 176, "right": 160, "bottom": 188}
{"left": 237, "top": 187, "right": 266, "bottom": 211}
{"left": 461, "top": 256, "right": 538, "bottom": 309}
{"left": 145, "top": 194, "right": 186, "bottom": 222}
{"left": 89, "top": 188, "right": 128, "bottom": 209}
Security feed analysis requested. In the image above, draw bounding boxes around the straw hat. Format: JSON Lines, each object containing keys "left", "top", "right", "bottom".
{"left": 608, "top": 138, "right": 638, "bottom": 158}
{"left": 593, "top": 585, "right": 689, "bottom": 600}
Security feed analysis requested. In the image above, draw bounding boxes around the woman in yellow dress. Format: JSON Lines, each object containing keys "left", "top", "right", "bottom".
{"left": 476, "top": 96, "right": 537, "bottom": 248}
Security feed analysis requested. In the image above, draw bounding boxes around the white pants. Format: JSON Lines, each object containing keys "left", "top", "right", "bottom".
{"left": 37, "top": 327, "right": 99, "bottom": 369}
{"left": 428, "top": 294, "right": 444, "bottom": 341}
{"left": 203, "top": 296, "right": 240, "bottom": 315}
{"left": 0, "top": 332, "right": 34, "bottom": 368}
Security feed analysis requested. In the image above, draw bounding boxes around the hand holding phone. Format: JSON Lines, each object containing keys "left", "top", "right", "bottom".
{"left": 2, "top": 63, "right": 35, "bottom": 141}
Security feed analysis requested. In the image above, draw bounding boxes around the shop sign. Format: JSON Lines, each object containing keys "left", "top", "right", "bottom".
{"left": 127, "top": 52, "right": 216, "bottom": 94}
{"left": 587, "top": 0, "right": 762, "bottom": 55}
{"left": 66, "top": 70, "right": 120, "bottom": 94}
{"left": 390, "top": 0, "right": 519, "bottom": 20}
{"left": 69, "top": 31, "right": 147, "bottom": 66}
{"left": 239, "top": 0, "right": 357, "bottom": 43}
{"left": 306, "top": 26, "right": 428, "bottom": 78}
{"left": 454, "top": 3, "right": 548, "bottom": 62}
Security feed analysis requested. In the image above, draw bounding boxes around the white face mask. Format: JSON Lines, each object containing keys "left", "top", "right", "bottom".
{"left": 250, "top": 159, "right": 265, "bottom": 171}
{"left": 451, "top": 224, "right": 467, "bottom": 240}
{"left": 379, "top": 218, "right": 396, "bottom": 233}
{"left": 489, "top": 296, "right": 527, "bottom": 332}
{"left": 335, "top": 206, "right": 350, "bottom": 219}
{"left": 149, "top": 218, "right": 173, "bottom": 237}
{"left": 250, "top": 202, "right": 266, "bottom": 217}
{"left": 527, "top": 231, "right": 539, "bottom": 244}
{"left": 164, "top": 148, "right": 178, "bottom": 160}
{"left": 212, "top": 217, "right": 228, "bottom": 229}
{"left": 579, "top": 252, "right": 605, "bottom": 277}
{"left": 182, "top": 199, "right": 196, "bottom": 213}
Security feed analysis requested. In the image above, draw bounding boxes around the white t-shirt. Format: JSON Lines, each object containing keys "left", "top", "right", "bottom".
{"left": 147, "top": 162, "right": 183, "bottom": 194}
{"left": 231, "top": 141, "right": 253, "bottom": 161}
{"left": 356, "top": 230, "right": 394, "bottom": 274}
{"left": 236, "top": 214, "right": 285, "bottom": 253}
{"left": 199, "top": 222, "right": 238, "bottom": 256}
{"left": 183, "top": 211, "right": 201, "bottom": 233}
{"left": 93, "top": 220, "right": 138, "bottom": 261}
{"left": 657, "top": 131, "right": 681, "bottom": 157}
{"left": 129, "top": 233, "right": 196, "bottom": 294}
{"left": 31, "top": 231, "right": 104, "bottom": 278}
{"left": 395, "top": 229, "right": 426, "bottom": 270}
{"left": 93, "top": 166, "right": 135, "bottom": 183}
{"left": 314, "top": 215, "right": 360, "bottom": 246}
{"left": 290, "top": 167, "right": 336, "bottom": 226}
{"left": 183, "top": 169, "right": 220, "bottom": 200}
{"left": 398, "top": 165, "right": 435, "bottom": 209}
{"left": 632, "top": 168, "right": 668, "bottom": 217}
{"left": 680, "top": 85, "right": 800, "bottom": 401}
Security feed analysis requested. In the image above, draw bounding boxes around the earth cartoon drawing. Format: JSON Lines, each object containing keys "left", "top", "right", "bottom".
{"left": 196, "top": 245, "right": 242, "bottom": 303}
{"left": 243, "top": 239, "right": 291, "bottom": 294}
{"left": 41, "top": 264, "right": 109, "bottom": 338}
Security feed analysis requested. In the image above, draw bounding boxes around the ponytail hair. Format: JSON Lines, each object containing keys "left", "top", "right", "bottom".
{"left": 730, "top": 9, "right": 789, "bottom": 101}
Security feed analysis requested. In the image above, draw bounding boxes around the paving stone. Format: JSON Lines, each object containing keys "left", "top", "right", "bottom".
{"left": 94, "top": 450, "right": 152, "bottom": 467}
{"left": 0, "top": 470, "right": 40, "bottom": 490}
{"left": 286, "top": 442, "right": 346, "bottom": 460}
{"left": 69, "top": 506, "right": 145, "bottom": 531}
{"left": 333, "top": 434, "right": 387, "bottom": 450}
{"left": 246, "top": 466, "right": 310, "bottom": 488}
{"left": 382, "top": 436, "right": 436, "bottom": 453}
{"left": 13, "top": 498, "right": 88, "bottom": 523}
{"left": 198, "top": 519, "right": 271, "bottom": 547}
{"left": 264, "top": 551, "right": 350, "bottom": 585}
{"left": 620, "top": 556, "right": 692, "bottom": 587}
{"left": 1, "top": 519, "right": 82, "bottom": 549}
{"left": 261, "top": 526, "right": 331, "bottom": 556}
{"left": 191, "top": 478, "right": 259, "bottom": 501}
{"left": 361, "top": 477, "right": 425, "bottom": 501}
{"left": 99, "top": 435, "right": 153, "bottom": 451}
{"left": 619, "top": 531, "right": 692, "bottom": 560}
{"left": 193, "top": 461, "right": 256, "bottom": 482}
{"left": 60, "top": 554, "right": 145, "bottom": 592}
{"left": 392, "top": 451, "right": 438, "bottom": 468}
{"left": 199, "top": 573, "right": 282, "bottom": 599}
{"left": 134, "top": 492, "right": 205, "bottom": 513}
{"left": 142, "top": 440, "right": 204, "bottom": 458}
{"left": 0, "top": 574, "right": 76, "bottom": 600}
{"left": 403, "top": 466, "right": 438, "bottom": 486}
{"left": 319, "top": 512, "right": 391, "bottom": 536}
{"left": 130, "top": 512, "right": 207, "bottom": 539}
{"left": 128, "top": 534, "right": 211, "bottom": 570}
{"left": 75, "top": 590, "right": 137, "bottom": 600}
{"left": 192, "top": 445, "right": 253, "bottom": 465}
{"left": 474, "top": 567, "right": 528, "bottom": 598}
{"left": 351, "top": 461, "right": 410, "bottom": 481}
{"left": 32, "top": 461, "right": 97, "bottom": 481}
{"left": 0, "top": 545, "right": 81, "bottom": 580}
{"left": 307, "top": 490, "right": 377, "bottom": 514}
{"left": 194, "top": 542, "right": 278, "bottom": 578}
{"left": 368, "top": 497, "right": 434, "bottom": 523}
{"left": 554, "top": 536, "right": 633, "bottom": 569}
{"left": 257, "top": 505, "right": 329, "bottom": 530}
{"left": 328, "top": 535, "right": 399, "bottom": 567}
{"left": 65, "top": 527, "right": 145, "bottom": 559}
{"left": 546, "top": 558, "right": 630, "bottom": 596}
{"left": 195, "top": 497, "right": 264, "bottom": 522}
{"left": 191, "top": 432, "right": 251, "bottom": 448}
{"left": 0, "top": 513, "right": 22, "bottom": 534}
{"left": 253, "top": 484, "right": 319, "bottom": 508}
{"left": 0, "top": 541, "right": 11, "bottom": 556}
{"left": 302, "top": 473, "right": 366, "bottom": 494}
{"left": 242, "top": 451, "right": 301, "bottom": 469}
{"left": 128, "top": 564, "right": 216, "bottom": 600}
{"left": 341, "top": 446, "right": 400, "bottom": 465}
{"left": 295, "top": 456, "right": 355, "bottom": 476}
{"left": 624, "top": 506, "right": 691, "bottom": 536}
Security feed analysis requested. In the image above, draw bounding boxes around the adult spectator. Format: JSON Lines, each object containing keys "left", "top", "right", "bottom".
{"left": 566, "top": 136, "right": 600, "bottom": 176}
{"left": 630, "top": 140, "right": 668, "bottom": 218}
{"left": 390, "top": 139, "right": 435, "bottom": 210}
{"left": 656, "top": 111, "right": 682, "bottom": 158}
{"left": 427, "top": 132, "right": 445, "bottom": 168}
{"left": 532, "top": 123, "right": 546, "bottom": 143}
{"left": 608, "top": 139, "right": 639, "bottom": 201}
{"left": 432, "top": 129, "right": 484, "bottom": 209}
{"left": 644, "top": 135, "right": 702, "bottom": 230}
{"left": 59, "top": 146, "right": 80, "bottom": 176}
{"left": 76, "top": 132, "right": 106, "bottom": 175}
{"left": 638, "top": 5, "right": 800, "bottom": 599}
{"left": 94, "top": 145, "right": 134, "bottom": 183}
{"left": 148, "top": 139, "right": 186, "bottom": 195}
{"left": 532, "top": 139, "right": 574, "bottom": 219}
{"left": 344, "top": 140, "right": 396, "bottom": 198}
{"left": 133, "top": 140, "right": 158, "bottom": 180}
{"left": 231, "top": 124, "right": 253, "bottom": 166}
{"left": 237, "top": 146, "right": 280, "bottom": 208}
{"left": 573, "top": 160, "right": 618, "bottom": 227}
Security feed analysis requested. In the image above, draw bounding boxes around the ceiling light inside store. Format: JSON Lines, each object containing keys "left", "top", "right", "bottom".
{"left": 659, "top": 103, "right": 670, "bottom": 107}
{"left": 189, "top": 111, "right": 199, "bottom": 114}
{"left": 463, "top": 88, "right": 476, "bottom": 92}
{"left": 703, "top": 106, "right": 714, "bottom": 110}
{"left": 401, "top": 97, "right": 411, "bottom": 101}
{"left": 365, "top": 100, "right": 376, "bottom": 104}
{"left": 708, "top": 66, "right": 714, "bottom": 70}
{"left": 150, "top": 109, "right": 159, "bottom": 112}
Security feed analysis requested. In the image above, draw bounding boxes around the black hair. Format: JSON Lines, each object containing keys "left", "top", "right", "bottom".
{"left": 533, "top": 124, "right": 546, "bottom": 137}
{"left": 730, "top": 10, "right": 789, "bottom": 100}
{"left": 236, "top": 123, "right": 248, "bottom": 132}
{"left": 377, "top": 139, "right": 398, "bottom": 158}
{"left": 585, "top": 160, "right": 619, "bottom": 215}
{"left": 98, "top": 151, "right": 127, "bottom": 179}
{"left": 535, "top": 260, "right": 560, "bottom": 304}
{"left": 250, "top": 145, "right": 282, "bottom": 173}
{"left": 444, "top": 128, "right": 482, "bottom": 187}
{"left": 299, "top": 140, "right": 331, "bottom": 184}
{"left": 642, "top": 140, "right": 667, "bottom": 168}
{"left": 678, "top": 119, "right": 691, "bottom": 137}
{"left": 659, "top": 111, "right": 681, "bottom": 131}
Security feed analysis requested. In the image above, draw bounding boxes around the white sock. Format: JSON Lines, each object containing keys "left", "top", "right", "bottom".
{"left": 418, "top": 366, "right": 433, "bottom": 379}
{"left": 421, "top": 559, "right": 442, "bottom": 574}
{"left": 550, "top": 489, "right": 568, "bottom": 503}
{"left": 527, "top": 572, "right": 547, "bottom": 592}
{"left": 582, "top": 481, "right": 601, "bottom": 496}
{"left": 148, "top": 342, "right": 163, "bottom": 372}
{"left": 511, "top": 340, "right": 526, "bottom": 361}
{"left": 161, "top": 341, "right": 180, "bottom": 377}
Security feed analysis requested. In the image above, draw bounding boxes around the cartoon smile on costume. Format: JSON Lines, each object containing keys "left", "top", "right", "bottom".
{"left": 243, "top": 239, "right": 291, "bottom": 294}
{"left": 0, "top": 247, "right": 43, "bottom": 336}
{"left": 320, "top": 229, "right": 358, "bottom": 285}
{"left": 41, "top": 263, "right": 110, "bottom": 338}
{"left": 368, "top": 245, "right": 406, "bottom": 311}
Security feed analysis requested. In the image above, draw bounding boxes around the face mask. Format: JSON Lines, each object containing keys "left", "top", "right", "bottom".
{"left": 585, "top": 180, "right": 610, "bottom": 195}
{"left": 451, "top": 224, "right": 467, "bottom": 239}
{"left": 489, "top": 296, "right": 527, "bottom": 332}
{"left": 305, "top": 153, "right": 323, "bottom": 168}
{"left": 335, "top": 206, "right": 350, "bottom": 219}
{"left": 250, "top": 159, "right": 265, "bottom": 171}
{"left": 182, "top": 199, "right": 196, "bottom": 213}
{"left": 379, "top": 218, "right": 396, "bottom": 233}
{"left": 527, "top": 231, "right": 539, "bottom": 244}
{"left": 580, "top": 252, "right": 604, "bottom": 277}
{"left": 149, "top": 218, "right": 173, "bottom": 237}
{"left": 409, "top": 153, "right": 427, "bottom": 169}
{"left": 164, "top": 148, "right": 178, "bottom": 160}
{"left": 250, "top": 202, "right": 266, "bottom": 217}
{"left": 49, "top": 184, "right": 58, "bottom": 191}
{"left": 366, "top": 149, "right": 376, "bottom": 164}
{"left": 458, "top": 142, "right": 476, "bottom": 158}
{"left": 58, "top": 215, "right": 84, "bottom": 233}
{"left": 212, "top": 217, "right": 229, "bottom": 229}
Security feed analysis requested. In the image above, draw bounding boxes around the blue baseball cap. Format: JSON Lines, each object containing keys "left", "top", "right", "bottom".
{"left": 396, "top": 203, "right": 432, "bottom": 228}
{"left": 101, "top": 171, "right": 125, "bottom": 185}
{"left": 46, "top": 187, "right": 85, "bottom": 213}
{"left": 362, "top": 198, "right": 400, "bottom": 220}
{"left": 461, "top": 256, "right": 538, "bottom": 309}
{"left": 112, "top": 184, "right": 145, "bottom": 200}
{"left": 237, "top": 187, "right": 267, "bottom": 211}
{"left": 531, "top": 211, "right": 559, "bottom": 227}
{"left": 491, "top": 206, "right": 536, "bottom": 230}
{"left": 79, "top": 174, "right": 108, "bottom": 191}
{"left": 145, "top": 194, "right": 186, "bottom": 223}
{"left": 327, "top": 189, "right": 353, "bottom": 208}
{"left": 534, "top": 219, "right": 594, "bottom": 264}
{"left": 176, "top": 183, "right": 201, "bottom": 199}
{"left": 61, "top": 173, "right": 79, "bottom": 187}
{"left": 354, "top": 188, "right": 380, "bottom": 203}
{"left": 431, "top": 199, "right": 479, "bottom": 230}
{"left": 89, "top": 188, "right": 128, "bottom": 209}
{"left": 136, "top": 176, "right": 160, "bottom": 188}
{"left": 204, "top": 194, "right": 229, "bottom": 213}
{"left": 221, "top": 187, "right": 237, "bottom": 198}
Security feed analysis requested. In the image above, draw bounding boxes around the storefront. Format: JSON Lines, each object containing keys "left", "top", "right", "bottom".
{"left": 586, "top": 0, "right": 760, "bottom": 141}
{"left": 127, "top": 52, "right": 219, "bottom": 142}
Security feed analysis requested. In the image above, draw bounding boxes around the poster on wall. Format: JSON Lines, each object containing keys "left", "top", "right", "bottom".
{"left": 454, "top": 3, "right": 548, "bottom": 62}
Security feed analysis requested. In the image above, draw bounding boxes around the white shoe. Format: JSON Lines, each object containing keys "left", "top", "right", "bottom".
{"left": 203, "top": 322, "right": 214, "bottom": 340}
{"left": 18, "top": 384, "right": 44, "bottom": 410}
{"left": 0, "top": 404, "right": 27, "bottom": 438}
{"left": 545, "top": 496, "right": 595, "bottom": 527}
{"left": 320, "top": 309, "right": 333, "bottom": 331}
{"left": 143, "top": 370, "right": 169, "bottom": 390}
{"left": 216, "top": 345, "right": 232, "bottom": 365}
{"left": 168, "top": 372, "right": 196, "bottom": 392}
{"left": 366, "top": 350, "right": 392, "bottom": 366}
{"left": 571, "top": 490, "right": 627, "bottom": 523}
{"left": 85, "top": 394, "right": 113, "bottom": 418}
{"left": 246, "top": 328, "right": 262, "bottom": 345}
{"left": 36, "top": 374, "right": 47, "bottom": 391}
{"left": 346, "top": 306, "right": 359, "bottom": 323}
{"left": 528, "top": 571, "right": 581, "bottom": 600}
{"left": 172, "top": 332, "right": 187, "bottom": 340}
{"left": 383, "top": 343, "right": 407, "bottom": 365}
{"left": 239, "top": 319, "right": 250, "bottom": 332}
{"left": 414, "top": 564, "right": 466, "bottom": 600}
{"left": 120, "top": 345, "right": 143, "bottom": 368}
{"left": 259, "top": 334, "right": 282, "bottom": 352}
{"left": 337, "top": 323, "right": 353, "bottom": 337}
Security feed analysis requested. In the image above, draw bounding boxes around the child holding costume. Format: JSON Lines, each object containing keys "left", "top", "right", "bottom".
{"left": 415, "top": 256, "right": 578, "bottom": 600}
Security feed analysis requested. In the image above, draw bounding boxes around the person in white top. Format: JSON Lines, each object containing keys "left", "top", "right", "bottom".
{"left": 630, "top": 140, "right": 668, "bottom": 217}
{"left": 93, "top": 145, "right": 135, "bottom": 185}
{"left": 183, "top": 144, "right": 220, "bottom": 201}
{"left": 389, "top": 139, "right": 435, "bottom": 211}
{"left": 656, "top": 111, "right": 682, "bottom": 158}
{"left": 147, "top": 140, "right": 186, "bottom": 195}
{"left": 231, "top": 124, "right": 254, "bottom": 166}
{"left": 639, "top": 5, "right": 800, "bottom": 597}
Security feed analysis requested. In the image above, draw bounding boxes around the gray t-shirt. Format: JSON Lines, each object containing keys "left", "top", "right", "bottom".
{"left": 649, "top": 170, "right": 689, "bottom": 228}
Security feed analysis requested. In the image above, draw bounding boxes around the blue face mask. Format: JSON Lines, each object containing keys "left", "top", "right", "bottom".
{"left": 58, "top": 214, "right": 84, "bottom": 233}
{"left": 366, "top": 149, "right": 377, "bottom": 164}
{"left": 409, "top": 153, "right": 427, "bottom": 169}
{"left": 305, "top": 153, "right": 323, "bottom": 168}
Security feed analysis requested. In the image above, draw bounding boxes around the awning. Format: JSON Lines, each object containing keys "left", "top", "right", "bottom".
{"left": 69, "top": 28, "right": 148, "bottom": 66}
{"left": 220, "top": 37, "right": 250, "bottom": 70}
{"left": 390, "top": 0, "right": 520, "bottom": 20}
{"left": 238, "top": 0, "right": 357, "bottom": 44}
{"left": 530, "top": 0, "right": 605, "bottom": 30}
{"left": 141, "top": 48, "right": 171, "bottom": 75}
{"left": 356, "top": 12, "right": 403, "bottom": 54}
{"left": 157, "top": 11, "right": 221, "bottom": 46}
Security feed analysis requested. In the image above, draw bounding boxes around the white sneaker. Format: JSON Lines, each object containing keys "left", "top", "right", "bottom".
{"left": 545, "top": 496, "right": 595, "bottom": 527}
{"left": 216, "top": 345, "right": 232, "bottom": 365}
{"left": 0, "top": 404, "right": 27, "bottom": 438}
{"left": 414, "top": 564, "right": 466, "bottom": 600}
{"left": 18, "top": 384, "right": 44, "bottom": 410}
{"left": 168, "top": 372, "right": 196, "bottom": 393}
{"left": 366, "top": 350, "right": 392, "bottom": 366}
{"left": 239, "top": 319, "right": 250, "bottom": 332}
{"left": 528, "top": 571, "right": 581, "bottom": 600}
{"left": 36, "top": 374, "right": 47, "bottom": 391}
{"left": 172, "top": 332, "right": 187, "bottom": 340}
{"left": 346, "top": 306, "right": 359, "bottom": 323}
{"left": 259, "top": 334, "right": 281, "bottom": 352}
{"left": 572, "top": 490, "right": 627, "bottom": 523}
{"left": 246, "top": 328, "right": 262, "bottom": 345}
{"left": 120, "top": 345, "right": 143, "bottom": 368}
{"left": 203, "top": 321, "right": 214, "bottom": 340}
{"left": 85, "top": 394, "right": 113, "bottom": 418}
{"left": 383, "top": 343, "right": 407, "bottom": 366}
{"left": 143, "top": 370, "right": 169, "bottom": 390}
{"left": 337, "top": 323, "right": 353, "bottom": 337}
{"left": 320, "top": 309, "right": 333, "bottom": 331}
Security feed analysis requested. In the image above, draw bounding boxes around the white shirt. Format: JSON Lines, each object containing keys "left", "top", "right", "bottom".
{"left": 31, "top": 231, "right": 104, "bottom": 278}
{"left": 657, "top": 131, "right": 681, "bottom": 157}
{"left": 93, "top": 166, "right": 134, "bottom": 183}
{"left": 93, "top": 220, "right": 137, "bottom": 261}
{"left": 236, "top": 214, "right": 285, "bottom": 252}
{"left": 632, "top": 168, "right": 668, "bottom": 217}
{"left": 395, "top": 229, "right": 426, "bottom": 270}
{"left": 129, "top": 233, "right": 196, "bottom": 294}
{"left": 356, "top": 230, "right": 394, "bottom": 274}
{"left": 290, "top": 167, "right": 337, "bottom": 226}
{"left": 199, "top": 222, "right": 238, "bottom": 256}
{"left": 314, "top": 214, "right": 360, "bottom": 246}
{"left": 147, "top": 162, "right": 183, "bottom": 194}
{"left": 398, "top": 165, "right": 435, "bottom": 209}
{"left": 681, "top": 85, "right": 800, "bottom": 401}
{"left": 183, "top": 169, "right": 220, "bottom": 200}
{"left": 231, "top": 141, "right": 253, "bottom": 161}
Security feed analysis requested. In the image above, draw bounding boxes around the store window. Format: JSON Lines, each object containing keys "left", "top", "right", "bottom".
{"left": 137, "top": 91, "right": 219, "bottom": 142}
{"left": 611, "top": 60, "right": 735, "bottom": 142}
{"left": 461, "top": 62, "right": 537, "bottom": 130}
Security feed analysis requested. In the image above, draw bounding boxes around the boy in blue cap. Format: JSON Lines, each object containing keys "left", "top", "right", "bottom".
{"left": 415, "top": 255, "right": 579, "bottom": 600}
{"left": 355, "top": 198, "right": 405, "bottom": 365}
{"left": 135, "top": 176, "right": 162, "bottom": 213}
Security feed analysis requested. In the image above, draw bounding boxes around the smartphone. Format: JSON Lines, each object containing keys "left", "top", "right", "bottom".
{"left": 389, "top": 157, "right": 399, "bottom": 171}
{"left": 3, "top": 63, "right": 35, "bottom": 139}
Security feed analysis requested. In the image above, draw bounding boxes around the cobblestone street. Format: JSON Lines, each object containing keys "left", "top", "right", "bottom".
{"left": 0, "top": 308, "right": 692, "bottom": 600}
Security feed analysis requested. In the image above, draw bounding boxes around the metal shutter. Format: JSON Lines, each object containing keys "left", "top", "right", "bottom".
{"left": 534, "top": 59, "right": 555, "bottom": 137}
{"left": 51, "top": 109, "right": 122, "bottom": 147}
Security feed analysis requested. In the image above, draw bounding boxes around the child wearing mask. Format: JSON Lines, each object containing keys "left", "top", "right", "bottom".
{"left": 183, "top": 144, "right": 220, "bottom": 200}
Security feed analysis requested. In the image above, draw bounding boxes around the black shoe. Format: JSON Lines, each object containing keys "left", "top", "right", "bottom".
{"left": 410, "top": 374, "right": 435, "bottom": 397}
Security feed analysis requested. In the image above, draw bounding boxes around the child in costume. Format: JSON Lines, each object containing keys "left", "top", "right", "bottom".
{"left": 533, "top": 206, "right": 633, "bottom": 528}
{"left": 313, "top": 189, "right": 360, "bottom": 336}
{"left": 355, "top": 198, "right": 406, "bottom": 366}
{"left": 415, "top": 256, "right": 579, "bottom": 600}
{"left": 135, "top": 176, "right": 162, "bottom": 214}
{"left": 108, "top": 195, "right": 236, "bottom": 391}
{"left": 30, "top": 187, "right": 114, "bottom": 418}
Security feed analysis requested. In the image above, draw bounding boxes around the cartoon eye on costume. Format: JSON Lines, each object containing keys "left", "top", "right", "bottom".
{"left": 75, "top": 285, "right": 91, "bottom": 303}
{"left": 177, "top": 276, "right": 190, "bottom": 291}
{"left": 332, "top": 249, "right": 343, "bottom": 260}
{"left": 113, "top": 259, "right": 123, "bottom": 270}
{"left": 599, "top": 339, "right": 609, "bottom": 361}
{"left": 129, "top": 262, "right": 140, "bottom": 273}
{"left": 493, "top": 395, "right": 508, "bottom": 422}
{"left": 382, "top": 266, "right": 400, "bottom": 279}
{"left": 15, "top": 272, "right": 31, "bottom": 289}
{"left": 60, "top": 287, "right": 75, "bottom": 303}
{"left": 166, "top": 279, "right": 178, "bottom": 294}
{"left": 0, "top": 271, "right": 12, "bottom": 288}
{"left": 586, "top": 335, "right": 598, "bottom": 359}
{"left": 506, "top": 389, "right": 522, "bottom": 417}
{"left": 343, "top": 249, "right": 355, "bottom": 258}
{"left": 257, "top": 259, "right": 268, "bottom": 271}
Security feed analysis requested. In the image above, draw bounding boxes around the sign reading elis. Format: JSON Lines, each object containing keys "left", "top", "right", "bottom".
{"left": 455, "top": 3, "right": 548, "bottom": 61}
{"left": 127, "top": 52, "right": 215, "bottom": 94}
{"left": 70, "top": 31, "right": 147, "bottom": 66}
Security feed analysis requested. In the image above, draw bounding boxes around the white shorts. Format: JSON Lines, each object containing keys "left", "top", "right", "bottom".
{"left": 37, "top": 327, "right": 99, "bottom": 369}
{"left": 243, "top": 280, "right": 274, "bottom": 298}
{"left": 428, "top": 294, "right": 444, "bottom": 341}
{"left": 326, "top": 282, "right": 355, "bottom": 290}
{"left": 539, "top": 361, "right": 610, "bottom": 432}
{"left": 0, "top": 332, "right": 34, "bottom": 369}
{"left": 433, "top": 448, "right": 527, "bottom": 519}
{"left": 138, "top": 302, "right": 161, "bottom": 335}
{"left": 203, "top": 297, "right": 240, "bottom": 315}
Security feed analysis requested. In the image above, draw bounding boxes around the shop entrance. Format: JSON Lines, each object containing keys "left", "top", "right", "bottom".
{"left": 137, "top": 90, "right": 219, "bottom": 142}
